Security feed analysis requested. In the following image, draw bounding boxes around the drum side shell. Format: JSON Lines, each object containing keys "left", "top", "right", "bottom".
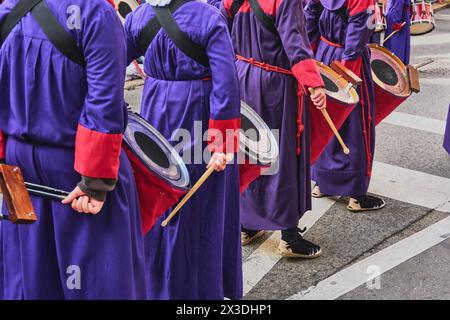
{"left": 410, "top": 2, "right": 435, "bottom": 36}
{"left": 310, "top": 61, "right": 358, "bottom": 164}
{"left": 123, "top": 145, "right": 188, "bottom": 234}
{"left": 374, "top": 85, "right": 407, "bottom": 126}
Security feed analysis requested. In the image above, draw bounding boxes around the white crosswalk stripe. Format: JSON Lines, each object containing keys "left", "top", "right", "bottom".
{"left": 383, "top": 111, "right": 446, "bottom": 135}
{"left": 242, "top": 160, "right": 450, "bottom": 296}
{"left": 243, "top": 197, "right": 337, "bottom": 295}
{"left": 287, "top": 217, "right": 450, "bottom": 300}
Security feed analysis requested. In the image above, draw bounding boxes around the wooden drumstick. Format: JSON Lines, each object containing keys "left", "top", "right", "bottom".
{"left": 132, "top": 60, "right": 146, "bottom": 79}
{"left": 382, "top": 22, "right": 407, "bottom": 45}
{"left": 161, "top": 165, "right": 216, "bottom": 227}
{"left": 308, "top": 87, "right": 350, "bottom": 155}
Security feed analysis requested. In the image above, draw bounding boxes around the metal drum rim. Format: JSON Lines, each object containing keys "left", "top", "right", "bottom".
{"left": 368, "top": 44, "right": 411, "bottom": 98}
{"left": 315, "top": 61, "right": 360, "bottom": 105}
{"left": 240, "top": 101, "right": 279, "bottom": 165}
{"left": 124, "top": 112, "right": 190, "bottom": 190}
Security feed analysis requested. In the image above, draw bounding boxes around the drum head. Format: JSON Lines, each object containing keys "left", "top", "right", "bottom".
{"left": 316, "top": 62, "right": 359, "bottom": 105}
{"left": 410, "top": 22, "right": 435, "bottom": 36}
{"left": 124, "top": 112, "right": 190, "bottom": 190}
{"left": 240, "top": 101, "right": 279, "bottom": 166}
{"left": 369, "top": 44, "right": 410, "bottom": 97}
{"left": 114, "top": 0, "right": 139, "bottom": 21}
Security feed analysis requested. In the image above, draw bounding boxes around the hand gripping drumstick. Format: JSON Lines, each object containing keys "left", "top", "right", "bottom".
{"left": 161, "top": 165, "right": 215, "bottom": 227}
{"left": 382, "top": 22, "right": 407, "bottom": 45}
{"left": 308, "top": 87, "right": 350, "bottom": 155}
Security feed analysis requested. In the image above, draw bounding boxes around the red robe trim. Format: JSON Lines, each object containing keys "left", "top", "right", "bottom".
{"left": 74, "top": 124, "right": 122, "bottom": 179}
{"left": 0, "top": 130, "right": 5, "bottom": 160}
{"left": 207, "top": 118, "right": 241, "bottom": 153}
{"left": 291, "top": 58, "right": 324, "bottom": 89}
{"left": 348, "top": 0, "right": 375, "bottom": 16}
{"left": 342, "top": 56, "right": 363, "bottom": 78}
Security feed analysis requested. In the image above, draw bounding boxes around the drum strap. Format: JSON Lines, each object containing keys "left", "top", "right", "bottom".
{"left": 230, "top": 0, "right": 278, "bottom": 35}
{"left": 0, "top": 0, "right": 85, "bottom": 67}
{"left": 139, "top": 0, "right": 209, "bottom": 67}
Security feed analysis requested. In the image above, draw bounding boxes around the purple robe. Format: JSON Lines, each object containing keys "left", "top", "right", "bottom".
{"left": 445, "top": 104, "right": 450, "bottom": 155}
{"left": 0, "top": 0, "right": 147, "bottom": 299}
{"left": 221, "top": 0, "right": 324, "bottom": 231}
{"left": 384, "top": 0, "right": 410, "bottom": 65}
{"left": 305, "top": 0, "right": 376, "bottom": 197}
{"left": 125, "top": 2, "right": 242, "bottom": 300}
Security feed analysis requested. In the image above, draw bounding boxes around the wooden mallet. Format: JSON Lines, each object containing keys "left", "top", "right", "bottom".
{"left": 161, "top": 165, "right": 215, "bottom": 227}
{"left": 309, "top": 87, "right": 350, "bottom": 155}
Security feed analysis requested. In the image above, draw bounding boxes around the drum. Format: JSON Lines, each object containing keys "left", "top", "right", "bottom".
{"left": 239, "top": 101, "right": 279, "bottom": 192}
{"left": 113, "top": 0, "right": 139, "bottom": 23}
{"left": 123, "top": 112, "right": 190, "bottom": 234}
{"left": 410, "top": 0, "right": 435, "bottom": 36}
{"left": 374, "top": 2, "right": 387, "bottom": 33}
{"left": 309, "top": 61, "right": 359, "bottom": 164}
{"left": 369, "top": 44, "right": 413, "bottom": 125}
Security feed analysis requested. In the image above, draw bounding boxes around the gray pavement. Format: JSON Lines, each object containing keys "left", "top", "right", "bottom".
{"left": 1, "top": 8, "right": 449, "bottom": 301}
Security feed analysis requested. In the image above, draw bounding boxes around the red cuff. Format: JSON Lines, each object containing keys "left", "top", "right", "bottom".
{"left": 292, "top": 58, "right": 324, "bottom": 89}
{"left": 348, "top": 0, "right": 372, "bottom": 16}
{"left": 341, "top": 57, "right": 363, "bottom": 78}
{"left": 107, "top": 0, "right": 115, "bottom": 7}
{"left": 207, "top": 118, "right": 241, "bottom": 153}
{"left": 0, "top": 130, "right": 5, "bottom": 160}
{"left": 74, "top": 124, "right": 122, "bottom": 179}
{"left": 393, "top": 23, "right": 404, "bottom": 32}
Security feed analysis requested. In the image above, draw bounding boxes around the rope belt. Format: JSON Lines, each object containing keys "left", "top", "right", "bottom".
{"left": 236, "top": 54, "right": 305, "bottom": 155}
{"left": 320, "top": 36, "right": 344, "bottom": 48}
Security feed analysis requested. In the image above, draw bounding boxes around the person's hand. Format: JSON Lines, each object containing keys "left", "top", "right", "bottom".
{"left": 310, "top": 87, "right": 327, "bottom": 110}
{"left": 62, "top": 186, "right": 105, "bottom": 215}
{"left": 207, "top": 152, "right": 234, "bottom": 172}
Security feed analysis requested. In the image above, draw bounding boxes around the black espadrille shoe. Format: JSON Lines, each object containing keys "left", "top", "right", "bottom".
{"left": 347, "top": 195, "right": 386, "bottom": 212}
{"left": 278, "top": 228, "right": 322, "bottom": 259}
{"left": 241, "top": 227, "right": 265, "bottom": 246}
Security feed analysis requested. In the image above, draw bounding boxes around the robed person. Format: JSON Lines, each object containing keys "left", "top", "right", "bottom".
{"left": 384, "top": 0, "right": 411, "bottom": 64}
{"left": 125, "top": 0, "right": 243, "bottom": 300}
{"left": 0, "top": 0, "right": 147, "bottom": 299}
{"left": 445, "top": 104, "right": 450, "bottom": 155}
{"left": 212, "top": 0, "right": 327, "bottom": 258}
{"left": 305, "top": 0, "right": 386, "bottom": 212}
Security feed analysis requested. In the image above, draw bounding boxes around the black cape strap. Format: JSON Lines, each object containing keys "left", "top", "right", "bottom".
{"left": 0, "top": 0, "right": 41, "bottom": 42}
{"left": 138, "top": 0, "right": 208, "bottom": 67}
{"left": 138, "top": 0, "right": 188, "bottom": 53}
{"left": 248, "top": 0, "right": 277, "bottom": 35}
{"left": 152, "top": 3, "right": 209, "bottom": 67}
{"left": 229, "top": 0, "right": 278, "bottom": 35}
{"left": 230, "top": 0, "right": 244, "bottom": 17}
{"left": 0, "top": 0, "right": 85, "bottom": 66}
{"left": 335, "top": 5, "right": 349, "bottom": 23}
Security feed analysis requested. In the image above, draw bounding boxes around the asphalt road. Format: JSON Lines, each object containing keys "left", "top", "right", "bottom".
{"left": 1, "top": 8, "right": 449, "bottom": 301}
